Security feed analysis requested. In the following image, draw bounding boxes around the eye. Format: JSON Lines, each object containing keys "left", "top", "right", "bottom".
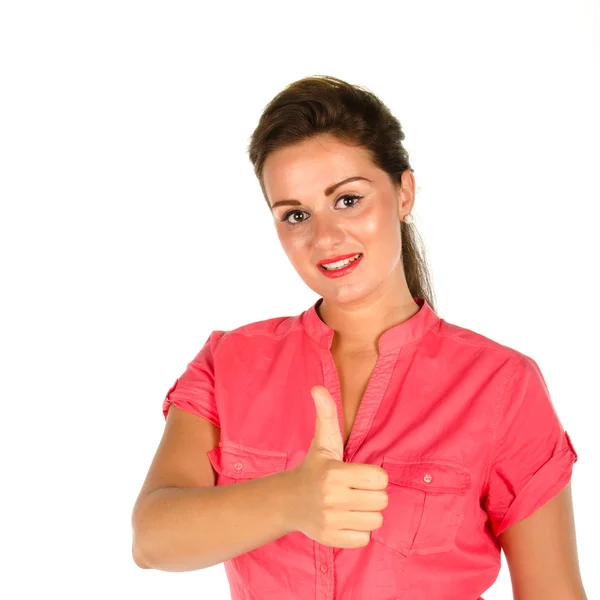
{"left": 280, "top": 194, "right": 363, "bottom": 227}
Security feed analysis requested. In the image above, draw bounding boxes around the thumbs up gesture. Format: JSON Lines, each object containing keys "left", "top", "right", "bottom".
{"left": 288, "top": 386, "right": 389, "bottom": 549}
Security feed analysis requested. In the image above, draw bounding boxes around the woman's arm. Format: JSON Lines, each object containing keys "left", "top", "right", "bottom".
{"left": 132, "top": 470, "right": 298, "bottom": 571}
{"left": 131, "top": 405, "right": 298, "bottom": 572}
{"left": 499, "top": 482, "right": 587, "bottom": 599}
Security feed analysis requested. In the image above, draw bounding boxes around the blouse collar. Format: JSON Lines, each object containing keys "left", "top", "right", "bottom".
{"left": 301, "top": 296, "right": 441, "bottom": 353}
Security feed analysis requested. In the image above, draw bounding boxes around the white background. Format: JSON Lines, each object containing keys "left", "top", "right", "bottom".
{"left": 1, "top": 1, "right": 598, "bottom": 598}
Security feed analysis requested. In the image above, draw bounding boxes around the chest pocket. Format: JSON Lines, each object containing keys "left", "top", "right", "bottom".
{"left": 207, "top": 440, "right": 289, "bottom": 486}
{"left": 371, "top": 456, "right": 472, "bottom": 556}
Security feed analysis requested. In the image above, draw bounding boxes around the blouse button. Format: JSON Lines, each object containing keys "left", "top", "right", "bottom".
{"left": 423, "top": 473, "right": 433, "bottom": 483}
{"left": 234, "top": 461, "right": 243, "bottom": 471}
{"left": 320, "top": 563, "right": 328, "bottom": 573}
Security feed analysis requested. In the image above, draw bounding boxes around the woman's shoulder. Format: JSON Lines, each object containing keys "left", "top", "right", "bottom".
{"left": 212, "top": 310, "right": 304, "bottom": 350}
{"left": 437, "top": 316, "right": 524, "bottom": 364}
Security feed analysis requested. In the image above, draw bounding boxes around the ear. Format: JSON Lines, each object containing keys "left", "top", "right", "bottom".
{"left": 396, "top": 169, "right": 416, "bottom": 220}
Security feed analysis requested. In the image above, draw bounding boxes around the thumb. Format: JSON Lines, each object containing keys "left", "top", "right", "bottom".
{"left": 310, "top": 385, "right": 344, "bottom": 461}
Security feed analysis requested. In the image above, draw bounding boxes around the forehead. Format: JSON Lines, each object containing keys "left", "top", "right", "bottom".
{"left": 262, "top": 135, "right": 376, "bottom": 203}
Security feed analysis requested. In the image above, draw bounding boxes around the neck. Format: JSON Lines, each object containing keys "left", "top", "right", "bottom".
{"left": 317, "top": 283, "right": 419, "bottom": 354}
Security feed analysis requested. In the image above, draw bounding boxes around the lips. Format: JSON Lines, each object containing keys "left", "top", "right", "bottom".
{"left": 317, "top": 252, "right": 362, "bottom": 268}
{"left": 318, "top": 253, "right": 364, "bottom": 278}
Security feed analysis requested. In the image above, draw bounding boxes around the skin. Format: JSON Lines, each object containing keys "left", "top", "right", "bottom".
{"left": 499, "top": 483, "right": 587, "bottom": 599}
{"left": 262, "top": 133, "right": 587, "bottom": 598}
{"left": 263, "top": 133, "right": 419, "bottom": 354}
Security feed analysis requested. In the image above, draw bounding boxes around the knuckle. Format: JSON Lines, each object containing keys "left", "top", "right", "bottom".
{"left": 381, "top": 491, "right": 389, "bottom": 508}
{"left": 322, "top": 509, "right": 335, "bottom": 528}
{"left": 380, "top": 469, "right": 389, "bottom": 487}
{"left": 324, "top": 463, "right": 342, "bottom": 481}
{"left": 322, "top": 491, "right": 336, "bottom": 508}
{"left": 319, "top": 482, "right": 338, "bottom": 506}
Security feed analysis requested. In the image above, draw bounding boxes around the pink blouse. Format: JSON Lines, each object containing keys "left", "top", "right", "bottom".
{"left": 162, "top": 296, "right": 578, "bottom": 599}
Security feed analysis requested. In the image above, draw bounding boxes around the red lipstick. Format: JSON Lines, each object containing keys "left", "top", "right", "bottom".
{"left": 317, "top": 253, "right": 363, "bottom": 279}
{"left": 317, "top": 253, "right": 362, "bottom": 267}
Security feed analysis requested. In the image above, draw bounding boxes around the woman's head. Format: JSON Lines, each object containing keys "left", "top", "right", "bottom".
{"left": 248, "top": 75, "right": 436, "bottom": 313}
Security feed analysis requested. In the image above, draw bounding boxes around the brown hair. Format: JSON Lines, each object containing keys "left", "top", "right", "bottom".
{"left": 247, "top": 75, "right": 437, "bottom": 313}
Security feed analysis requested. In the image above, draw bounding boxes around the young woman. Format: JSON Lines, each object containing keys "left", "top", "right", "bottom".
{"left": 131, "top": 75, "right": 586, "bottom": 599}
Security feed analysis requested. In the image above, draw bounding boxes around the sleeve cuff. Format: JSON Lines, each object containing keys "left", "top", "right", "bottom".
{"left": 161, "top": 378, "right": 220, "bottom": 428}
{"left": 495, "top": 431, "right": 578, "bottom": 537}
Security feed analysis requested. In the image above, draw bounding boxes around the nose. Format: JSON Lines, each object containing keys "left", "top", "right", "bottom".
{"left": 312, "top": 214, "right": 345, "bottom": 250}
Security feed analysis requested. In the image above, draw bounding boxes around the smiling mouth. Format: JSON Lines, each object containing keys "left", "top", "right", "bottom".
{"left": 319, "top": 253, "right": 363, "bottom": 271}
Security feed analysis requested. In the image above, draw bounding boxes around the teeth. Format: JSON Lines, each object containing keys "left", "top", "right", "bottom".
{"left": 321, "top": 253, "right": 361, "bottom": 270}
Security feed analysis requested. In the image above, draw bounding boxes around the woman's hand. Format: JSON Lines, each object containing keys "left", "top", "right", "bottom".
{"left": 287, "top": 385, "right": 389, "bottom": 549}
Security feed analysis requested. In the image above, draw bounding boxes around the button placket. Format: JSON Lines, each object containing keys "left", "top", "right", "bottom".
{"left": 315, "top": 544, "right": 334, "bottom": 600}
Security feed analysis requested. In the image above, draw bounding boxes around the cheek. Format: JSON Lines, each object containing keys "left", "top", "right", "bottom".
{"left": 278, "top": 230, "right": 311, "bottom": 260}
{"left": 360, "top": 214, "right": 381, "bottom": 237}
{"left": 354, "top": 208, "right": 402, "bottom": 259}
{"left": 354, "top": 211, "right": 392, "bottom": 241}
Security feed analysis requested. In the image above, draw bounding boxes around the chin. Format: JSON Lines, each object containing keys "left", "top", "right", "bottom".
{"left": 314, "top": 281, "right": 377, "bottom": 305}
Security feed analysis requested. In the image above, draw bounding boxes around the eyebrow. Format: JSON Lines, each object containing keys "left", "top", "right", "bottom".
{"left": 269, "top": 176, "right": 372, "bottom": 211}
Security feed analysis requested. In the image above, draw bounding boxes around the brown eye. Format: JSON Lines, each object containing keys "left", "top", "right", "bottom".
{"left": 336, "top": 194, "right": 362, "bottom": 209}
{"left": 280, "top": 194, "right": 363, "bottom": 227}
{"left": 281, "top": 210, "right": 307, "bottom": 226}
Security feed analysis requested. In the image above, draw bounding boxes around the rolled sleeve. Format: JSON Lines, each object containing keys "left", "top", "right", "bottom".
{"left": 482, "top": 353, "right": 579, "bottom": 538}
{"left": 161, "top": 330, "right": 226, "bottom": 428}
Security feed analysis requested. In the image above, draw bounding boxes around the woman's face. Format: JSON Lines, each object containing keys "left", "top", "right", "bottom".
{"left": 262, "top": 134, "right": 415, "bottom": 305}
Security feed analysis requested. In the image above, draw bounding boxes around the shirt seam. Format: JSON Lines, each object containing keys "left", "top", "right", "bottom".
{"left": 433, "top": 319, "right": 520, "bottom": 351}
{"left": 481, "top": 353, "right": 525, "bottom": 496}
{"left": 210, "top": 329, "right": 230, "bottom": 362}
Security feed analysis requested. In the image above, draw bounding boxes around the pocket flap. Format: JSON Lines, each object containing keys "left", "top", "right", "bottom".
{"left": 382, "top": 457, "right": 471, "bottom": 494}
{"left": 207, "top": 441, "right": 288, "bottom": 480}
